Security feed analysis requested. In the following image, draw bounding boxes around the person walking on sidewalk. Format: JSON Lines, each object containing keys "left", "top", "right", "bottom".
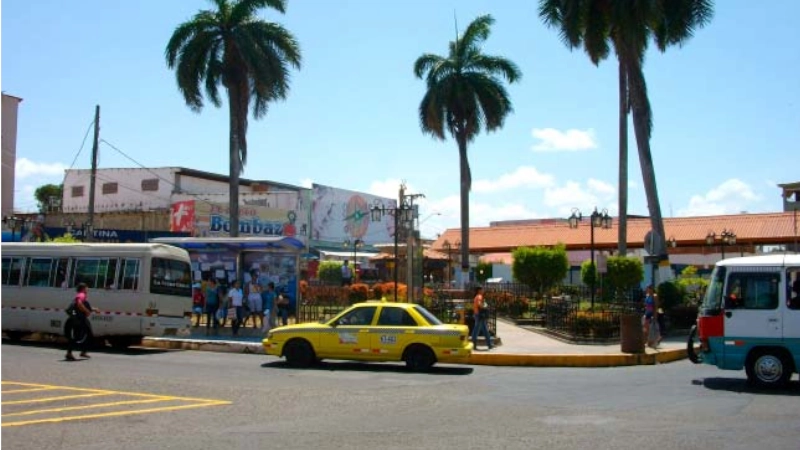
{"left": 65, "top": 283, "right": 99, "bottom": 361}
{"left": 261, "top": 281, "right": 276, "bottom": 333}
{"left": 471, "top": 286, "right": 493, "bottom": 350}
{"left": 228, "top": 280, "right": 244, "bottom": 336}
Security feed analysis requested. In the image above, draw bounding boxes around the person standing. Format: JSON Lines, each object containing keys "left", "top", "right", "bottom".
{"left": 204, "top": 279, "right": 220, "bottom": 333}
{"left": 245, "top": 275, "right": 263, "bottom": 329}
{"left": 228, "top": 280, "right": 244, "bottom": 336}
{"left": 276, "top": 291, "right": 290, "bottom": 326}
{"left": 471, "top": 286, "right": 493, "bottom": 350}
{"left": 65, "top": 283, "right": 98, "bottom": 361}
{"left": 261, "top": 281, "right": 277, "bottom": 333}
{"left": 341, "top": 260, "right": 353, "bottom": 286}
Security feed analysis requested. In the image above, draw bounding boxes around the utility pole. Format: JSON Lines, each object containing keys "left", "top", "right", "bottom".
{"left": 86, "top": 105, "right": 100, "bottom": 242}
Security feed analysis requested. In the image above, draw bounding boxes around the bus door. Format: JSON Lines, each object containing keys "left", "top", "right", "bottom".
{"left": 785, "top": 268, "right": 800, "bottom": 340}
{"left": 723, "top": 272, "right": 782, "bottom": 362}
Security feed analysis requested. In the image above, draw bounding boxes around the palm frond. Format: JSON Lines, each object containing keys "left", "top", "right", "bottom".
{"left": 231, "top": 0, "right": 286, "bottom": 24}
{"left": 455, "top": 15, "right": 493, "bottom": 61}
{"left": 466, "top": 55, "right": 522, "bottom": 83}
{"left": 413, "top": 54, "right": 445, "bottom": 79}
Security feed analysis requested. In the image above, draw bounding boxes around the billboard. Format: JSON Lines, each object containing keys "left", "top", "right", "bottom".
{"left": 170, "top": 200, "right": 308, "bottom": 244}
{"left": 311, "top": 184, "right": 396, "bottom": 246}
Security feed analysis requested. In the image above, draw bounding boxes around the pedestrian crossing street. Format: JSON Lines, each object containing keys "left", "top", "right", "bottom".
{"left": 1, "top": 381, "right": 231, "bottom": 427}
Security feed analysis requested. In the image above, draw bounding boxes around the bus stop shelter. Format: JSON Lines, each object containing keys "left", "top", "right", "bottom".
{"left": 150, "top": 236, "right": 305, "bottom": 310}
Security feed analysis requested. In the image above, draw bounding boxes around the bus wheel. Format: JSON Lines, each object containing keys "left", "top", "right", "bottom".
{"left": 5, "top": 331, "right": 25, "bottom": 342}
{"left": 107, "top": 337, "right": 142, "bottom": 349}
{"left": 686, "top": 325, "right": 702, "bottom": 364}
{"left": 746, "top": 350, "right": 792, "bottom": 388}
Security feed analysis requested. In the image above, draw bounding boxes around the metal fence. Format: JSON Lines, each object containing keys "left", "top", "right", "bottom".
{"left": 295, "top": 281, "right": 645, "bottom": 343}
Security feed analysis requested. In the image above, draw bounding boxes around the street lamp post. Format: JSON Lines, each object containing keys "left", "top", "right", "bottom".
{"left": 343, "top": 238, "right": 364, "bottom": 283}
{"left": 371, "top": 199, "right": 414, "bottom": 302}
{"left": 568, "top": 207, "right": 612, "bottom": 309}
{"left": 706, "top": 229, "right": 737, "bottom": 260}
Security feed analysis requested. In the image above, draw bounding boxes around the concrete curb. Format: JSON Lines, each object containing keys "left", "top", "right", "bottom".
{"left": 141, "top": 337, "right": 688, "bottom": 367}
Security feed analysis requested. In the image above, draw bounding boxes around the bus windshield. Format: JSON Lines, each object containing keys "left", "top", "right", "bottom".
{"left": 701, "top": 266, "right": 726, "bottom": 314}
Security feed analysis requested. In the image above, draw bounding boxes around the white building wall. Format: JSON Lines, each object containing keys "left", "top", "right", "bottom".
{"left": 63, "top": 167, "right": 178, "bottom": 213}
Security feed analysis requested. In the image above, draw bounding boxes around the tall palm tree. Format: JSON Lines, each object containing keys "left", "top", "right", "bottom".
{"left": 166, "top": 0, "right": 301, "bottom": 236}
{"left": 414, "top": 15, "right": 521, "bottom": 284}
{"left": 539, "top": 0, "right": 713, "bottom": 260}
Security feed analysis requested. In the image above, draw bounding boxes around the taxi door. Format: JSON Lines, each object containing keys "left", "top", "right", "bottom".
{"left": 370, "top": 306, "right": 418, "bottom": 360}
{"left": 321, "top": 306, "right": 377, "bottom": 359}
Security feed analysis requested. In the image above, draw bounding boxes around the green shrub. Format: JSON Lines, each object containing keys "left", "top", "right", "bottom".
{"left": 657, "top": 281, "right": 682, "bottom": 312}
{"left": 318, "top": 261, "right": 343, "bottom": 285}
{"left": 512, "top": 244, "right": 569, "bottom": 297}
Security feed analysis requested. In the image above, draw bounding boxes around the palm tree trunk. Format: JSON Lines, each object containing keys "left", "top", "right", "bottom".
{"left": 457, "top": 135, "right": 470, "bottom": 288}
{"left": 227, "top": 86, "right": 241, "bottom": 238}
{"left": 617, "top": 58, "right": 629, "bottom": 257}
{"left": 627, "top": 62, "right": 667, "bottom": 261}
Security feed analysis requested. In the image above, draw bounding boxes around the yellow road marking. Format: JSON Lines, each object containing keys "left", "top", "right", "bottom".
{"left": 0, "top": 381, "right": 231, "bottom": 427}
{"left": 1, "top": 387, "right": 60, "bottom": 394}
{"left": 2, "top": 398, "right": 171, "bottom": 417}
{"left": 2, "top": 401, "right": 231, "bottom": 427}
{"left": 2, "top": 392, "right": 115, "bottom": 405}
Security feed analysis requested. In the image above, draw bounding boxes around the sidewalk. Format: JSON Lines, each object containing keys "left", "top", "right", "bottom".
{"left": 141, "top": 318, "right": 688, "bottom": 367}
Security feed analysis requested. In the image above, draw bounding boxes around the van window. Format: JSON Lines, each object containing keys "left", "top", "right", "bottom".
{"left": 725, "top": 273, "right": 779, "bottom": 310}
{"left": 121, "top": 258, "right": 141, "bottom": 291}
{"left": 150, "top": 257, "right": 191, "bottom": 296}
{"left": 788, "top": 270, "right": 800, "bottom": 310}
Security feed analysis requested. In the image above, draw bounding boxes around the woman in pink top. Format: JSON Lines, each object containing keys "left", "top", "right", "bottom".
{"left": 65, "top": 283, "right": 98, "bottom": 361}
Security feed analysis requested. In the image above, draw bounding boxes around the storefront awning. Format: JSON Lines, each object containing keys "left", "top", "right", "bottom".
{"left": 150, "top": 236, "right": 305, "bottom": 252}
{"left": 319, "top": 250, "right": 380, "bottom": 259}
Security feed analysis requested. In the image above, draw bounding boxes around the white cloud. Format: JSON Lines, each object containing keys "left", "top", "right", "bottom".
{"left": 678, "top": 179, "right": 760, "bottom": 216}
{"left": 473, "top": 166, "right": 555, "bottom": 193}
{"left": 299, "top": 178, "right": 313, "bottom": 188}
{"left": 531, "top": 128, "right": 598, "bottom": 152}
{"left": 15, "top": 158, "right": 67, "bottom": 179}
{"left": 543, "top": 179, "right": 617, "bottom": 216}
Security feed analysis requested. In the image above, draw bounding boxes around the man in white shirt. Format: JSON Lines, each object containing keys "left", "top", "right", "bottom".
{"left": 341, "top": 260, "right": 353, "bottom": 286}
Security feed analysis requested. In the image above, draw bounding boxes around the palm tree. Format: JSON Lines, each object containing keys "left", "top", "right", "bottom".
{"left": 539, "top": 0, "right": 713, "bottom": 259}
{"left": 166, "top": 0, "right": 301, "bottom": 236}
{"left": 414, "top": 15, "right": 521, "bottom": 284}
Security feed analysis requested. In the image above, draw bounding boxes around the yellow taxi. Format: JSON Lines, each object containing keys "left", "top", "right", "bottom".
{"left": 262, "top": 301, "right": 473, "bottom": 371}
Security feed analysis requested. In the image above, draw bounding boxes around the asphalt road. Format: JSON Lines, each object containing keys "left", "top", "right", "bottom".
{"left": 2, "top": 341, "right": 799, "bottom": 450}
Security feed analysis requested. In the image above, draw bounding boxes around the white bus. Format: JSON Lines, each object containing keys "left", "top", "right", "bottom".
{"left": 688, "top": 254, "right": 800, "bottom": 387}
{"left": 2, "top": 242, "right": 193, "bottom": 348}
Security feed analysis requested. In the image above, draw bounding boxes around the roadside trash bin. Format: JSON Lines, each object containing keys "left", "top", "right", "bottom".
{"left": 620, "top": 313, "right": 644, "bottom": 353}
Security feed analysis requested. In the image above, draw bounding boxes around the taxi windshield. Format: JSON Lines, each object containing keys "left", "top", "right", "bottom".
{"left": 413, "top": 305, "right": 443, "bottom": 325}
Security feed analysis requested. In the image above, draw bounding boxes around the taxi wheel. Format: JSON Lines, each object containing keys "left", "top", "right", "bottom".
{"left": 284, "top": 339, "right": 315, "bottom": 368}
{"left": 405, "top": 345, "right": 436, "bottom": 372}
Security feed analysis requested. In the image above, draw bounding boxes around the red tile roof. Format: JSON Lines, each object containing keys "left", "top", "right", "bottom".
{"left": 433, "top": 211, "right": 798, "bottom": 253}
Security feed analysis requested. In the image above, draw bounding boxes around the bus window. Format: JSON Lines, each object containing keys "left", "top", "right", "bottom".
{"left": 26, "top": 258, "right": 54, "bottom": 287}
{"left": 73, "top": 258, "right": 119, "bottom": 290}
{"left": 2, "top": 257, "right": 24, "bottom": 286}
{"left": 150, "top": 257, "right": 192, "bottom": 297}
{"left": 701, "top": 266, "right": 726, "bottom": 314}
{"left": 53, "top": 258, "right": 70, "bottom": 288}
{"left": 121, "top": 258, "right": 141, "bottom": 290}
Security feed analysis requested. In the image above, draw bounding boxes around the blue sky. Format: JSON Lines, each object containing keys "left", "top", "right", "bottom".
{"left": 3, "top": 0, "right": 798, "bottom": 239}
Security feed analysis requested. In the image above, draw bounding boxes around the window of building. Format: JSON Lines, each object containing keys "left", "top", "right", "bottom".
{"left": 71, "top": 186, "right": 84, "bottom": 198}
{"left": 102, "top": 182, "right": 118, "bottom": 195}
{"left": 141, "top": 178, "right": 159, "bottom": 192}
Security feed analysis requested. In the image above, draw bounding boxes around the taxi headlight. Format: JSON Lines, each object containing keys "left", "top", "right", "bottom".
{"left": 266, "top": 332, "right": 273, "bottom": 340}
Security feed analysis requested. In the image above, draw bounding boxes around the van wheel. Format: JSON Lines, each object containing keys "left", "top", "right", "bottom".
{"left": 283, "top": 339, "right": 315, "bottom": 368}
{"left": 745, "top": 350, "right": 792, "bottom": 388}
{"left": 405, "top": 345, "right": 436, "bottom": 372}
{"left": 686, "top": 325, "right": 702, "bottom": 364}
